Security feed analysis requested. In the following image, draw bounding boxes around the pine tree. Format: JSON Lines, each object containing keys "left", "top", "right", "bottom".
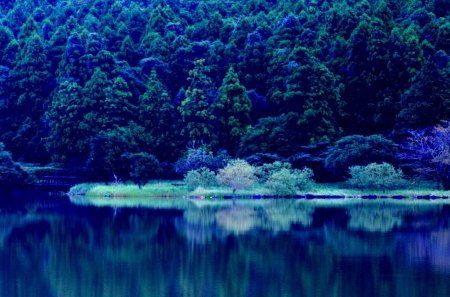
{"left": 47, "top": 80, "right": 88, "bottom": 160}
{"left": 14, "top": 33, "right": 51, "bottom": 115}
{"left": 11, "top": 32, "right": 52, "bottom": 160}
{"left": 396, "top": 54, "right": 450, "bottom": 131}
{"left": 214, "top": 67, "right": 251, "bottom": 153}
{"left": 83, "top": 67, "right": 112, "bottom": 132}
{"left": 105, "top": 76, "right": 135, "bottom": 128}
{"left": 178, "top": 59, "right": 216, "bottom": 144}
{"left": 139, "top": 70, "right": 178, "bottom": 160}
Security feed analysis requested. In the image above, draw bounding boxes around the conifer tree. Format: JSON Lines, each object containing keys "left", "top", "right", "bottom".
{"left": 106, "top": 76, "right": 135, "bottom": 128}
{"left": 47, "top": 80, "right": 88, "bottom": 160}
{"left": 83, "top": 67, "right": 112, "bottom": 132}
{"left": 139, "top": 70, "right": 178, "bottom": 160}
{"left": 214, "top": 66, "right": 251, "bottom": 153}
{"left": 178, "top": 59, "right": 216, "bottom": 144}
{"left": 14, "top": 33, "right": 51, "bottom": 115}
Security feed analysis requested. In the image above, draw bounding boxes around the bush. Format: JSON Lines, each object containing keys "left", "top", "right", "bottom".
{"left": 184, "top": 167, "right": 217, "bottom": 190}
{"left": 348, "top": 162, "right": 406, "bottom": 192}
{"left": 255, "top": 161, "right": 292, "bottom": 182}
{"left": 265, "top": 169, "right": 297, "bottom": 195}
{"left": 0, "top": 143, "right": 30, "bottom": 189}
{"left": 264, "top": 167, "right": 315, "bottom": 195}
{"left": 325, "top": 135, "right": 397, "bottom": 179}
{"left": 174, "top": 147, "right": 230, "bottom": 175}
{"left": 217, "top": 159, "right": 257, "bottom": 192}
{"left": 294, "top": 167, "right": 315, "bottom": 190}
{"left": 245, "top": 153, "right": 283, "bottom": 166}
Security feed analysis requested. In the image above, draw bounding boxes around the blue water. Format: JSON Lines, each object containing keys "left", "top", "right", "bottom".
{"left": 1, "top": 193, "right": 450, "bottom": 296}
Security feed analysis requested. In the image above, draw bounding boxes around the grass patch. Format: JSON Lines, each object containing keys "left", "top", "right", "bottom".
{"left": 304, "top": 183, "right": 450, "bottom": 197}
{"left": 70, "top": 196, "right": 191, "bottom": 209}
{"left": 75, "top": 181, "right": 188, "bottom": 198}
{"left": 68, "top": 180, "right": 450, "bottom": 209}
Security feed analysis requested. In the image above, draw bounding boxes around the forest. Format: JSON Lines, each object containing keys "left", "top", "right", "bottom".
{"left": 0, "top": 0, "right": 449, "bottom": 186}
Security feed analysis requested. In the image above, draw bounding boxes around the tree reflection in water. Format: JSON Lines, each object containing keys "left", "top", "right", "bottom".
{"left": 1, "top": 198, "right": 450, "bottom": 297}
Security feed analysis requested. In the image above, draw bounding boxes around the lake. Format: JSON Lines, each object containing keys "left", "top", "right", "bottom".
{"left": 1, "top": 192, "right": 450, "bottom": 297}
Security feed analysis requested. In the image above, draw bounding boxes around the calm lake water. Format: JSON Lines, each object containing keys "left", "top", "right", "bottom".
{"left": 1, "top": 192, "right": 450, "bottom": 297}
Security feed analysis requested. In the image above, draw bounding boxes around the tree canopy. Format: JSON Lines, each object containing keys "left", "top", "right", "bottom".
{"left": 0, "top": 0, "right": 448, "bottom": 183}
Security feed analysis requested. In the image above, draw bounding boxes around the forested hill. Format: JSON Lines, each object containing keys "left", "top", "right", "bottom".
{"left": 0, "top": 0, "right": 449, "bottom": 168}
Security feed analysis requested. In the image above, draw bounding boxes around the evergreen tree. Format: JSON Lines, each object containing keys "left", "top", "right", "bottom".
{"left": 105, "top": 76, "right": 135, "bottom": 128}
{"left": 214, "top": 67, "right": 251, "bottom": 153}
{"left": 178, "top": 59, "right": 216, "bottom": 144}
{"left": 396, "top": 54, "right": 450, "bottom": 131}
{"left": 282, "top": 47, "right": 342, "bottom": 144}
{"left": 11, "top": 32, "right": 52, "bottom": 160}
{"left": 83, "top": 67, "right": 112, "bottom": 132}
{"left": 139, "top": 70, "right": 178, "bottom": 160}
{"left": 0, "top": 25, "right": 14, "bottom": 58}
{"left": 18, "top": 16, "right": 39, "bottom": 44}
{"left": 47, "top": 80, "right": 88, "bottom": 160}
{"left": 13, "top": 33, "right": 51, "bottom": 116}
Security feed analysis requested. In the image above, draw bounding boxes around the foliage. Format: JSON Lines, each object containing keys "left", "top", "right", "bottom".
{"left": 139, "top": 70, "right": 179, "bottom": 160}
{"left": 399, "top": 121, "right": 450, "bottom": 190}
{"left": 184, "top": 167, "right": 217, "bottom": 190}
{"left": 174, "top": 147, "right": 230, "bottom": 175}
{"left": 348, "top": 162, "right": 406, "bottom": 192}
{"left": 294, "top": 167, "right": 315, "bottom": 191}
{"left": 216, "top": 159, "right": 257, "bottom": 192}
{"left": 265, "top": 169, "right": 298, "bottom": 195}
{"left": 325, "top": 135, "right": 398, "bottom": 179}
{"left": 0, "top": 0, "right": 448, "bottom": 185}
{"left": 86, "top": 126, "right": 144, "bottom": 183}
{"left": 239, "top": 113, "right": 298, "bottom": 157}
{"left": 178, "top": 59, "right": 216, "bottom": 144}
{"left": 0, "top": 143, "right": 30, "bottom": 189}
{"left": 255, "top": 161, "right": 292, "bottom": 183}
{"left": 213, "top": 66, "right": 251, "bottom": 153}
{"left": 125, "top": 153, "right": 162, "bottom": 188}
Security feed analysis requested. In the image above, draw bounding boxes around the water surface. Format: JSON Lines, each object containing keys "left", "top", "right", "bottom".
{"left": 1, "top": 193, "right": 450, "bottom": 297}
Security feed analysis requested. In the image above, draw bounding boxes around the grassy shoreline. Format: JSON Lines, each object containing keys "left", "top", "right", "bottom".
{"left": 68, "top": 181, "right": 450, "bottom": 208}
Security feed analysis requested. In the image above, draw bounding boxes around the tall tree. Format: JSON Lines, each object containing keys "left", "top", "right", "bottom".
{"left": 139, "top": 70, "right": 179, "bottom": 160}
{"left": 214, "top": 67, "right": 251, "bottom": 154}
{"left": 396, "top": 52, "right": 450, "bottom": 131}
{"left": 178, "top": 59, "right": 216, "bottom": 145}
{"left": 47, "top": 80, "right": 88, "bottom": 161}
{"left": 11, "top": 32, "right": 52, "bottom": 160}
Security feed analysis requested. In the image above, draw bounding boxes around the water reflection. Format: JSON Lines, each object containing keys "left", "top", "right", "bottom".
{"left": 0, "top": 196, "right": 450, "bottom": 296}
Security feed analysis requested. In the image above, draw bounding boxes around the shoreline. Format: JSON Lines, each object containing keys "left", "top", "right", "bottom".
{"left": 69, "top": 182, "right": 450, "bottom": 208}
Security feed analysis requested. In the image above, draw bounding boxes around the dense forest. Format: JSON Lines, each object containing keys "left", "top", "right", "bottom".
{"left": 0, "top": 0, "right": 449, "bottom": 183}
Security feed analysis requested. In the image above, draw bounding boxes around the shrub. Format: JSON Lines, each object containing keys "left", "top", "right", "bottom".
{"left": 0, "top": 143, "right": 30, "bottom": 189}
{"left": 216, "top": 159, "right": 257, "bottom": 192}
{"left": 184, "top": 167, "right": 217, "bottom": 190}
{"left": 265, "top": 168, "right": 297, "bottom": 195}
{"left": 325, "top": 135, "right": 397, "bottom": 179}
{"left": 348, "top": 162, "right": 406, "bottom": 192}
{"left": 174, "top": 147, "right": 230, "bottom": 175}
{"left": 244, "top": 153, "right": 283, "bottom": 166}
{"left": 264, "top": 167, "right": 315, "bottom": 195}
{"left": 294, "top": 167, "right": 315, "bottom": 190}
{"left": 255, "top": 161, "right": 292, "bottom": 182}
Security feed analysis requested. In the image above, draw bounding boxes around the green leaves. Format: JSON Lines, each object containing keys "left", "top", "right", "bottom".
{"left": 348, "top": 162, "right": 406, "bottom": 191}
{"left": 179, "top": 59, "right": 216, "bottom": 143}
{"left": 213, "top": 66, "right": 251, "bottom": 153}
